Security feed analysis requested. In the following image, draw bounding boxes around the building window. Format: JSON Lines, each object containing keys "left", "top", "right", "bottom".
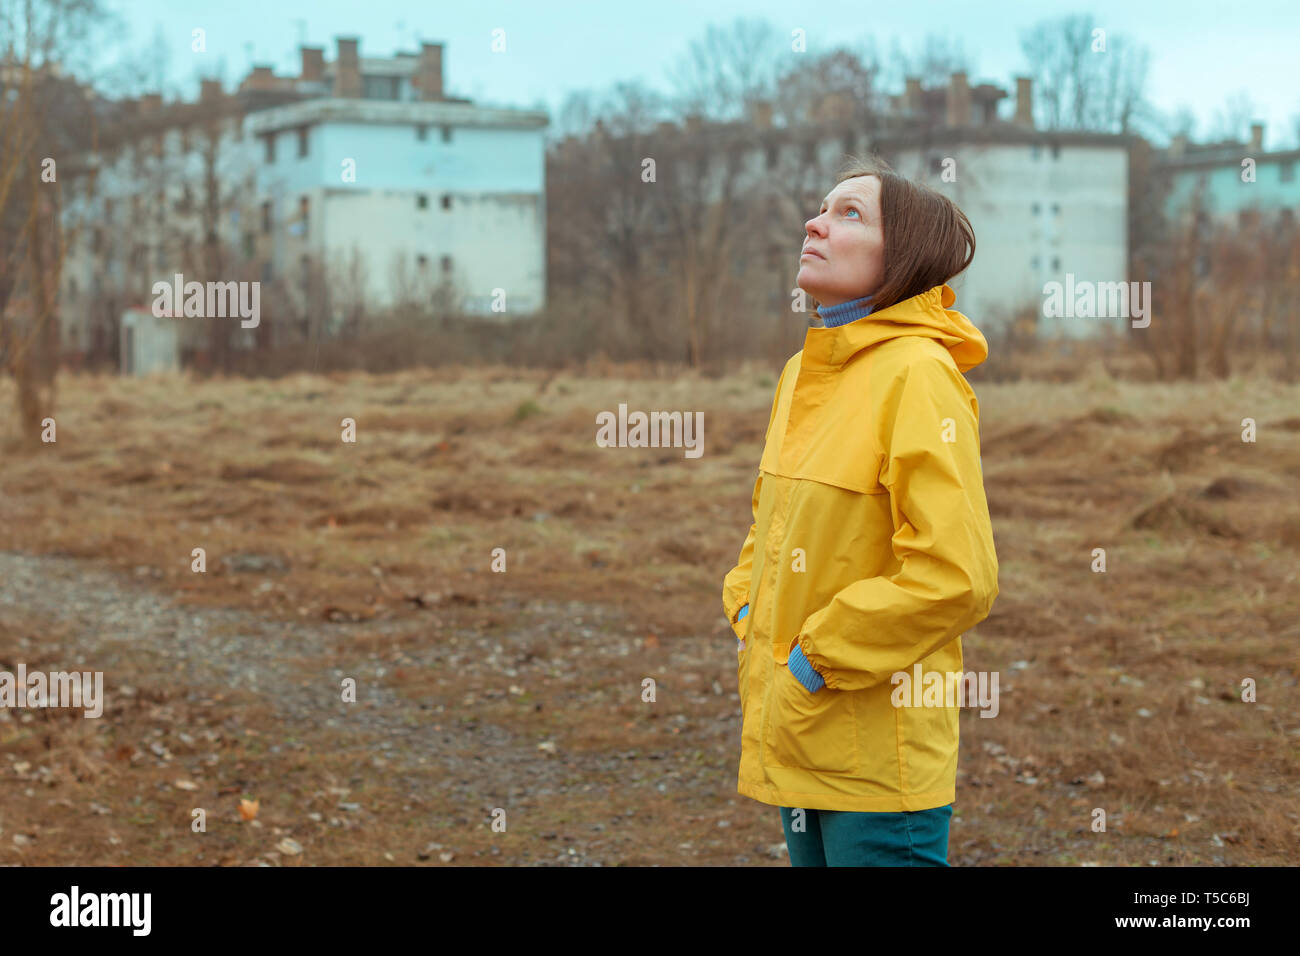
{"left": 180, "top": 126, "right": 191, "bottom": 152}
{"left": 1031, "top": 144, "right": 1040, "bottom": 160}
{"left": 417, "top": 254, "right": 428, "bottom": 268}
{"left": 104, "top": 198, "right": 114, "bottom": 221}
{"left": 1050, "top": 143, "right": 1060, "bottom": 159}
{"left": 441, "top": 254, "right": 452, "bottom": 273}
{"left": 416, "top": 193, "right": 429, "bottom": 210}
{"left": 1279, "top": 208, "right": 1294, "bottom": 228}
{"left": 441, "top": 125, "right": 452, "bottom": 143}
{"left": 1032, "top": 202, "right": 1040, "bottom": 215}
{"left": 1238, "top": 209, "right": 1260, "bottom": 229}
{"left": 1051, "top": 256, "right": 1060, "bottom": 271}
{"left": 297, "top": 126, "right": 309, "bottom": 158}
{"left": 243, "top": 232, "right": 254, "bottom": 258}
{"left": 261, "top": 200, "right": 272, "bottom": 234}
{"left": 765, "top": 143, "right": 778, "bottom": 170}
{"left": 1051, "top": 202, "right": 1060, "bottom": 215}
{"left": 232, "top": 116, "right": 244, "bottom": 142}
{"left": 264, "top": 133, "right": 276, "bottom": 164}
{"left": 441, "top": 194, "right": 451, "bottom": 210}
{"left": 363, "top": 75, "right": 400, "bottom": 100}
{"left": 1281, "top": 161, "right": 1296, "bottom": 183}
{"left": 91, "top": 227, "right": 102, "bottom": 253}
{"left": 1031, "top": 255, "right": 1039, "bottom": 270}
{"left": 416, "top": 124, "right": 428, "bottom": 141}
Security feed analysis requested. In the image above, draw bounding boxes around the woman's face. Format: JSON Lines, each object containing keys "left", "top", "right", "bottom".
{"left": 796, "top": 174, "right": 884, "bottom": 309}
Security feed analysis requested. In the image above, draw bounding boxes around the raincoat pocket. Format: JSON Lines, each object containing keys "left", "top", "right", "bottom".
{"left": 765, "top": 661, "right": 858, "bottom": 775}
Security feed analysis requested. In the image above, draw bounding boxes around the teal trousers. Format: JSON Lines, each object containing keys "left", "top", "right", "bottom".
{"left": 779, "top": 804, "right": 953, "bottom": 866}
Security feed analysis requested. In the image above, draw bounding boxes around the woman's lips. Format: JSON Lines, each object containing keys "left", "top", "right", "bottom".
{"left": 801, "top": 248, "right": 825, "bottom": 260}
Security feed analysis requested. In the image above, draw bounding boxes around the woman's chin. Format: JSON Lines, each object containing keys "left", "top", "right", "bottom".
{"left": 794, "top": 269, "right": 819, "bottom": 293}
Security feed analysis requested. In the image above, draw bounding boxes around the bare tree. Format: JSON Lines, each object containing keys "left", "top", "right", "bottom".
{"left": 1019, "top": 13, "right": 1150, "bottom": 133}
{"left": 0, "top": 0, "right": 106, "bottom": 446}
{"left": 883, "top": 33, "right": 970, "bottom": 90}
{"left": 771, "top": 47, "right": 879, "bottom": 129}
{"left": 665, "top": 16, "right": 783, "bottom": 123}
{"left": 1208, "top": 91, "right": 1258, "bottom": 143}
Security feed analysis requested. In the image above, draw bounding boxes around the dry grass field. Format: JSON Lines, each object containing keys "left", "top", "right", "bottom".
{"left": 1, "top": 360, "right": 1298, "bottom": 866}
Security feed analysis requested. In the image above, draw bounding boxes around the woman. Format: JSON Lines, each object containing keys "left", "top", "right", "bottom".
{"left": 721, "top": 157, "right": 999, "bottom": 867}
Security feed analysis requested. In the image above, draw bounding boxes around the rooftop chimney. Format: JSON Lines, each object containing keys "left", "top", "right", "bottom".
{"left": 1249, "top": 122, "right": 1264, "bottom": 152}
{"left": 417, "top": 42, "right": 443, "bottom": 100}
{"left": 684, "top": 113, "right": 703, "bottom": 135}
{"left": 199, "top": 78, "right": 222, "bottom": 102}
{"left": 1014, "top": 76, "right": 1034, "bottom": 128}
{"left": 140, "top": 92, "right": 162, "bottom": 113}
{"left": 946, "top": 71, "right": 970, "bottom": 128}
{"left": 246, "top": 65, "right": 275, "bottom": 91}
{"left": 300, "top": 45, "right": 324, "bottom": 83}
{"left": 815, "top": 90, "right": 854, "bottom": 124}
{"left": 752, "top": 99, "right": 773, "bottom": 131}
{"left": 903, "top": 77, "right": 923, "bottom": 117}
{"left": 335, "top": 36, "right": 361, "bottom": 98}
{"left": 1170, "top": 134, "right": 1188, "bottom": 159}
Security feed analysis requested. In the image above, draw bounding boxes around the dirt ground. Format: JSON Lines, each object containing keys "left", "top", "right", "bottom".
{"left": 1, "top": 360, "right": 1297, "bottom": 866}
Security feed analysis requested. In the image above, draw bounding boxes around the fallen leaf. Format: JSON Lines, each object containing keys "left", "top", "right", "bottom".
{"left": 174, "top": 779, "right": 199, "bottom": 791}
{"left": 239, "top": 798, "right": 259, "bottom": 821}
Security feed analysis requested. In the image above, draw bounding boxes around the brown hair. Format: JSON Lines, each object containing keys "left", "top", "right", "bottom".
{"left": 833, "top": 155, "right": 975, "bottom": 312}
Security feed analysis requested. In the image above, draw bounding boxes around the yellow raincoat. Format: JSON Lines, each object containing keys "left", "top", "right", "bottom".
{"left": 721, "top": 283, "right": 998, "bottom": 812}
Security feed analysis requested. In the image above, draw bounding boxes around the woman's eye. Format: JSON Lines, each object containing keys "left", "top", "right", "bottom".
{"left": 845, "top": 207, "right": 860, "bottom": 218}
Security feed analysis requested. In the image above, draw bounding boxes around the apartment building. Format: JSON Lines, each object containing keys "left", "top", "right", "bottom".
{"left": 58, "top": 35, "right": 549, "bottom": 368}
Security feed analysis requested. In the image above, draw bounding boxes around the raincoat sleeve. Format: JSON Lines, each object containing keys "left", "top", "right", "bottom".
{"left": 794, "top": 357, "right": 999, "bottom": 692}
{"left": 721, "top": 364, "right": 787, "bottom": 636}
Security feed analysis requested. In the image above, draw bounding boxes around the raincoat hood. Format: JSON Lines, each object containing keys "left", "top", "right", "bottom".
{"left": 806, "top": 283, "right": 989, "bottom": 374}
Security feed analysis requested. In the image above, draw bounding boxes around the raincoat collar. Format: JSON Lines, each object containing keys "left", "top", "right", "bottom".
{"left": 802, "top": 283, "right": 989, "bottom": 373}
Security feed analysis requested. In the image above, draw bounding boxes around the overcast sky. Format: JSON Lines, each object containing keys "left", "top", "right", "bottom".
{"left": 99, "top": 0, "right": 1300, "bottom": 148}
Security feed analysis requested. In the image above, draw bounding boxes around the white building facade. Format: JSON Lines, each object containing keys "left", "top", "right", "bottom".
{"left": 57, "top": 36, "right": 549, "bottom": 366}
{"left": 246, "top": 97, "right": 547, "bottom": 318}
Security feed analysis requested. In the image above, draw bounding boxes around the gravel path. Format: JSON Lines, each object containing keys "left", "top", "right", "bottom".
{"left": 0, "top": 550, "right": 766, "bottom": 865}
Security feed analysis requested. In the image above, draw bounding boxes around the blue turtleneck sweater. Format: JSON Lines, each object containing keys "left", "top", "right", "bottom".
{"left": 733, "top": 293, "right": 876, "bottom": 694}
{"left": 815, "top": 293, "right": 875, "bottom": 327}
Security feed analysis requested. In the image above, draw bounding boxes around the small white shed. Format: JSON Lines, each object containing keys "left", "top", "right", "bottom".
{"left": 120, "top": 307, "right": 180, "bottom": 376}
